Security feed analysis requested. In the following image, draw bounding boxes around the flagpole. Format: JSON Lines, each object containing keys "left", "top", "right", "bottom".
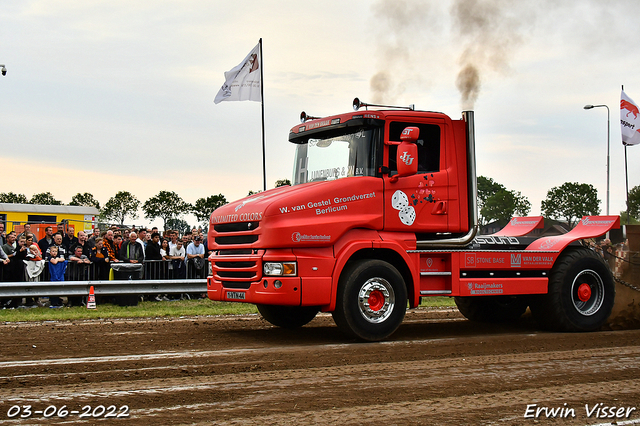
{"left": 622, "top": 84, "right": 630, "bottom": 225}
{"left": 625, "top": 143, "right": 630, "bottom": 224}
{"left": 259, "top": 38, "right": 266, "bottom": 192}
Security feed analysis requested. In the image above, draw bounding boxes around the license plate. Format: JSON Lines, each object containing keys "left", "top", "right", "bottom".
{"left": 226, "top": 291, "right": 246, "bottom": 300}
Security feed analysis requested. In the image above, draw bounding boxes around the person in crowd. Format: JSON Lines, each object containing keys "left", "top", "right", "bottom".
{"left": 5, "top": 231, "right": 17, "bottom": 249}
{"left": 62, "top": 228, "right": 78, "bottom": 253}
{"left": 170, "top": 239, "right": 186, "bottom": 279}
{"left": 18, "top": 224, "right": 38, "bottom": 243}
{"left": 144, "top": 232, "right": 163, "bottom": 279}
{"left": 38, "top": 226, "right": 54, "bottom": 255}
{"left": 103, "top": 230, "right": 121, "bottom": 263}
{"left": 68, "top": 241, "right": 91, "bottom": 284}
{"left": 136, "top": 229, "right": 148, "bottom": 257}
{"left": 24, "top": 244, "right": 44, "bottom": 282}
{"left": 145, "top": 233, "right": 162, "bottom": 260}
{"left": 0, "top": 222, "right": 6, "bottom": 246}
{"left": 168, "top": 231, "right": 178, "bottom": 253}
{"left": 86, "top": 227, "right": 101, "bottom": 250}
{"left": 186, "top": 236, "right": 206, "bottom": 278}
{"left": 70, "top": 231, "right": 91, "bottom": 258}
{"left": 68, "top": 245, "right": 90, "bottom": 264}
{"left": 0, "top": 246, "right": 9, "bottom": 266}
{"left": 46, "top": 245, "right": 67, "bottom": 307}
{"left": 2, "top": 233, "right": 18, "bottom": 281}
{"left": 0, "top": 245, "right": 13, "bottom": 306}
{"left": 13, "top": 236, "right": 28, "bottom": 282}
{"left": 114, "top": 234, "right": 124, "bottom": 252}
{"left": 120, "top": 232, "right": 144, "bottom": 263}
{"left": 89, "top": 237, "right": 110, "bottom": 280}
{"left": 24, "top": 234, "right": 40, "bottom": 256}
{"left": 160, "top": 239, "right": 170, "bottom": 259}
{"left": 46, "top": 233, "right": 67, "bottom": 259}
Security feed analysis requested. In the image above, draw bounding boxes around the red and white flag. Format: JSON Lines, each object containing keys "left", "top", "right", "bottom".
{"left": 214, "top": 42, "right": 261, "bottom": 104}
{"left": 620, "top": 90, "right": 640, "bottom": 146}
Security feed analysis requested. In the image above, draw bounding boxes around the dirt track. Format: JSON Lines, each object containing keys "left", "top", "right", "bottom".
{"left": 1, "top": 308, "right": 639, "bottom": 425}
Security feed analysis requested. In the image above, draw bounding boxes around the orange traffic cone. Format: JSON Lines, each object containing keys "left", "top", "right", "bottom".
{"left": 87, "top": 285, "right": 97, "bottom": 309}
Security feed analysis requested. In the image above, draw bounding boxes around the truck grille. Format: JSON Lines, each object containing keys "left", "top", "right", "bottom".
{"left": 212, "top": 221, "right": 261, "bottom": 247}
{"left": 211, "top": 249, "right": 263, "bottom": 289}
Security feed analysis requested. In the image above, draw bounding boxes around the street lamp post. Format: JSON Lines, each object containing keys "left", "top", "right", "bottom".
{"left": 584, "top": 104, "right": 610, "bottom": 215}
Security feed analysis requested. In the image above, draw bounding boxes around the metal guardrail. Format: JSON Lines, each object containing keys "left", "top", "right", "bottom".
{"left": 0, "top": 279, "right": 207, "bottom": 298}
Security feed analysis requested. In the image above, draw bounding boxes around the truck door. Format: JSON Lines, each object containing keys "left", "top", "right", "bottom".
{"left": 383, "top": 119, "right": 449, "bottom": 233}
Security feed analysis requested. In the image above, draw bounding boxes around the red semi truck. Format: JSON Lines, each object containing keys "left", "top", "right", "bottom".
{"left": 206, "top": 98, "right": 619, "bottom": 341}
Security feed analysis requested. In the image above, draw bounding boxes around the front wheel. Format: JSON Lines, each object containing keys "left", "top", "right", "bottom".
{"left": 257, "top": 304, "right": 319, "bottom": 329}
{"left": 530, "top": 248, "right": 615, "bottom": 331}
{"left": 332, "top": 259, "right": 407, "bottom": 341}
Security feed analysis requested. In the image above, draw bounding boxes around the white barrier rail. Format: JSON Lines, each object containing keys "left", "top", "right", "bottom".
{"left": 0, "top": 279, "right": 207, "bottom": 298}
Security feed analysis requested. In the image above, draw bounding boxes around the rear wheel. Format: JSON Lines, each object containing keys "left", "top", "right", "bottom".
{"left": 530, "top": 248, "right": 614, "bottom": 331}
{"left": 454, "top": 295, "right": 529, "bottom": 322}
{"left": 332, "top": 259, "right": 407, "bottom": 341}
{"left": 257, "top": 304, "right": 319, "bottom": 329}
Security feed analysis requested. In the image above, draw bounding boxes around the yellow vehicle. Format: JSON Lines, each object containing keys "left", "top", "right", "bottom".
{"left": 0, "top": 203, "right": 99, "bottom": 238}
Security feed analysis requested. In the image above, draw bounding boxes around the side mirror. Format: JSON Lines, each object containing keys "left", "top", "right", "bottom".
{"left": 393, "top": 127, "right": 419, "bottom": 180}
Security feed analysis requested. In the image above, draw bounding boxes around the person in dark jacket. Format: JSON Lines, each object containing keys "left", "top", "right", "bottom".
{"left": 90, "top": 238, "right": 111, "bottom": 280}
{"left": 120, "top": 232, "right": 144, "bottom": 263}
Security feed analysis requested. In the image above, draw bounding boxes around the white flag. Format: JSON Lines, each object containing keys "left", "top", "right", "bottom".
{"left": 214, "top": 42, "right": 261, "bottom": 104}
{"left": 620, "top": 90, "right": 640, "bottom": 146}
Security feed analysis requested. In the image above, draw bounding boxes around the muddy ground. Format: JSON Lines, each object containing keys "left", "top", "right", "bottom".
{"left": 0, "top": 307, "right": 639, "bottom": 426}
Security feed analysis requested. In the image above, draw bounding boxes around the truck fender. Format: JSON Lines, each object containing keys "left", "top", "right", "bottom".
{"left": 324, "top": 229, "right": 418, "bottom": 312}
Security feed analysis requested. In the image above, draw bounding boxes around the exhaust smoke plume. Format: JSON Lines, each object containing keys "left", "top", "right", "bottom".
{"left": 452, "top": 0, "right": 525, "bottom": 109}
{"left": 371, "top": 0, "right": 530, "bottom": 110}
{"left": 456, "top": 63, "right": 480, "bottom": 110}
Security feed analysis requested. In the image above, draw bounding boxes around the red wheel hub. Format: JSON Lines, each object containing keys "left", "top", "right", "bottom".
{"left": 368, "top": 290, "right": 385, "bottom": 311}
{"left": 577, "top": 283, "right": 592, "bottom": 302}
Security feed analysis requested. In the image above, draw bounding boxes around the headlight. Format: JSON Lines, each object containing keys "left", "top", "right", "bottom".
{"left": 263, "top": 262, "right": 297, "bottom": 276}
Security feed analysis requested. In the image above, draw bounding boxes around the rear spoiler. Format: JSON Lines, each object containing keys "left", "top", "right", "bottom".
{"left": 490, "top": 216, "right": 544, "bottom": 237}
{"left": 525, "top": 216, "right": 620, "bottom": 252}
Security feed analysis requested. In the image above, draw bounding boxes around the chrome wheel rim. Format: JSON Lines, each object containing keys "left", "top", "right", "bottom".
{"left": 571, "top": 269, "right": 604, "bottom": 316}
{"left": 358, "top": 277, "right": 395, "bottom": 323}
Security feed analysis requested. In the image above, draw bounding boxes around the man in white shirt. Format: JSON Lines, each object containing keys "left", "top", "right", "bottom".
{"left": 169, "top": 240, "right": 186, "bottom": 279}
{"left": 186, "top": 237, "right": 206, "bottom": 278}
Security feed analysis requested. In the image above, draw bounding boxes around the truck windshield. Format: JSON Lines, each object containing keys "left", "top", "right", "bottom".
{"left": 292, "top": 128, "right": 376, "bottom": 185}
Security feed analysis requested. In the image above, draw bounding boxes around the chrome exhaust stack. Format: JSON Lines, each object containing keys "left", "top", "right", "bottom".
{"left": 416, "top": 110, "right": 478, "bottom": 248}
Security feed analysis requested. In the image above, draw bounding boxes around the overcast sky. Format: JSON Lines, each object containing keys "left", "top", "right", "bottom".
{"left": 1, "top": 0, "right": 639, "bottom": 228}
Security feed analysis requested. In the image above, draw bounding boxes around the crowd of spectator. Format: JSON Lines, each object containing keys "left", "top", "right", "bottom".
{"left": 0, "top": 222, "right": 210, "bottom": 308}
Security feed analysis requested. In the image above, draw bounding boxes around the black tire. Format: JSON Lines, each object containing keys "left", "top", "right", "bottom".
{"left": 530, "top": 248, "right": 615, "bottom": 331}
{"left": 257, "top": 304, "right": 319, "bottom": 329}
{"left": 332, "top": 259, "right": 407, "bottom": 341}
{"left": 454, "top": 295, "right": 529, "bottom": 322}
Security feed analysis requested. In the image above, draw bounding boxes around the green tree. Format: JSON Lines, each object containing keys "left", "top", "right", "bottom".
{"left": 142, "top": 190, "right": 191, "bottom": 230}
{"left": 476, "top": 176, "right": 530, "bottom": 225}
{"left": 166, "top": 218, "right": 191, "bottom": 234}
{"left": 627, "top": 184, "right": 640, "bottom": 221}
{"left": 101, "top": 191, "right": 140, "bottom": 225}
{"left": 477, "top": 176, "right": 505, "bottom": 212}
{"left": 481, "top": 189, "right": 531, "bottom": 225}
{"left": 541, "top": 182, "right": 601, "bottom": 227}
{"left": 620, "top": 210, "right": 640, "bottom": 225}
{"left": 0, "top": 192, "right": 29, "bottom": 203}
{"left": 192, "top": 194, "right": 227, "bottom": 225}
{"left": 275, "top": 179, "right": 291, "bottom": 187}
{"left": 30, "top": 192, "right": 62, "bottom": 205}
{"left": 69, "top": 192, "right": 101, "bottom": 209}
